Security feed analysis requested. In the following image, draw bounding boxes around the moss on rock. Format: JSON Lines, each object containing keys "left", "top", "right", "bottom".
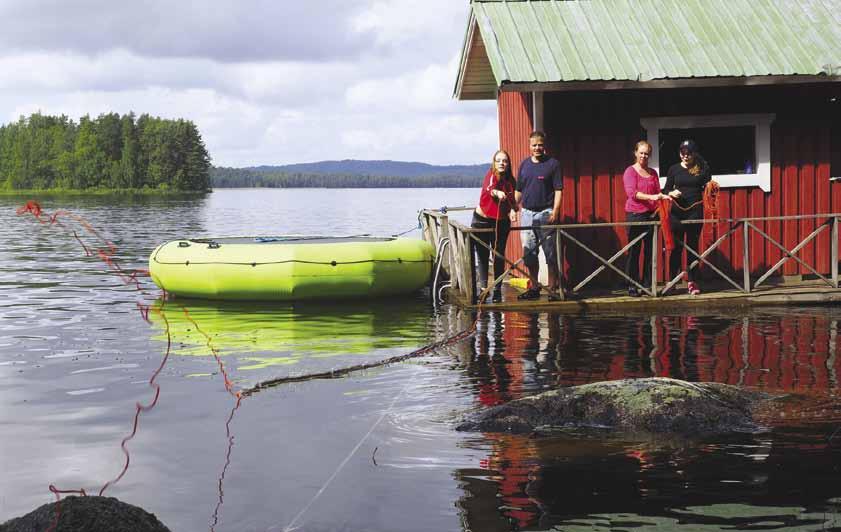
{"left": 458, "top": 377, "right": 772, "bottom": 435}
{"left": 0, "top": 496, "right": 171, "bottom": 532}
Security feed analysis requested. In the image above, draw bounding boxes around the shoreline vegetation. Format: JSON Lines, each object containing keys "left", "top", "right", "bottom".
{"left": 211, "top": 167, "right": 482, "bottom": 188}
{"left": 1, "top": 112, "right": 211, "bottom": 192}
{"left": 210, "top": 164, "right": 484, "bottom": 189}
{"left": 2, "top": 112, "right": 486, "bottom": 192}
{"left": 0, "top": 187, "right": 211, "bottom": 196}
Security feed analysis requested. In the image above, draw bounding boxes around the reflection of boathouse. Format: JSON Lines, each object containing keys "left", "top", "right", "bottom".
{"left": 452, "top": 307, "right": 841, "bottom": 530}
{"left": 443, "top": 0, "right": 841, "bottom": 302}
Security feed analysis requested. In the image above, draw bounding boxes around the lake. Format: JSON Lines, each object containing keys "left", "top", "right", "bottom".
{"left": 1, "top": 189, "right": 840, "bottom": 531}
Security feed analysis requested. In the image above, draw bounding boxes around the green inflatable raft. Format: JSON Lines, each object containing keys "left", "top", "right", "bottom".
{"left": 149, "top": 236, "right": 435, "bottom": 301}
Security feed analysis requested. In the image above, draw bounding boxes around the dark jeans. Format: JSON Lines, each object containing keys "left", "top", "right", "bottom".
{"left": 625, "top": 211, "right": 655, "bottom": 289}
{"left": 471, "top": 211, "right": 511, "bottom": 290}
{"left": 669, "top": 205, "right": 703, "bottom": 282}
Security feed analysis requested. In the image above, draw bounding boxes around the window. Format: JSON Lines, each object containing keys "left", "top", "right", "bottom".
{"left": 641, "top": 114, "right": 775, "bottom": 192}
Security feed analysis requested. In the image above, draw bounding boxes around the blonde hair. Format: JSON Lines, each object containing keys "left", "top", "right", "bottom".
{"left": 634, "top": 140, "right": 652, "bottom": 154}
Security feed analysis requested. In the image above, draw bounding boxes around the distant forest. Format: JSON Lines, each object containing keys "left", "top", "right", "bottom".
{"left": 0, "top": 112, "right": 211, "bottom": 191}
{"left": 211, "top": 160, "right": 487, "bottom": 188}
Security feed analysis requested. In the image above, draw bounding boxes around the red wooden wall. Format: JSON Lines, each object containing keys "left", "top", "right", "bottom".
{"left": 497, "top": 91, "right": 533, "bottom": 273}
{"left": 498, "top": 83, "right": 841, "bottom": 288}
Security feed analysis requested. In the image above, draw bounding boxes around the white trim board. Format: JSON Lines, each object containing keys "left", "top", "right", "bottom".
{"left": 640, "top": 113, "right": 776, "bottom": 192}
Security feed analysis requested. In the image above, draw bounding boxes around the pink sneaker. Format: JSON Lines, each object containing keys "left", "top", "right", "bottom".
{"left": 687, "top": 281, "right": 701, "bottom": 295}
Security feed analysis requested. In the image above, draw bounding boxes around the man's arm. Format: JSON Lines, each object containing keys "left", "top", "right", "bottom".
{"left": 548, "top": 189, "right": 562, "bottom": 224}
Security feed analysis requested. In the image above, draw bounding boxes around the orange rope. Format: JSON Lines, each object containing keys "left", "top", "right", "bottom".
{"left": 702, "top": 180, "right": 720, "bottom": 250}
{"left": 16, "top": 200, "right": 43, "bottom": 218}
{"left": 658, "top": 180, "right": 720, "bottom": 254}
{"left": 16, "top": 200, "right": 164, "bottom": 506}
{"left": 99, "top": 307, "right": 172, "bottom": 496}
{"left": 181, "top": 307, "right": 242, "bottom": 399}
{"left": 45, "top": 486, "right": 87, "bottom": 532}
{"left": 657, "top": 199, "right": 675, "bottom": 251}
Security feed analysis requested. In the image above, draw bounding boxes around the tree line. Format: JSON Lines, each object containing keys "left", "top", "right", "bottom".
{"left": 0, "top": 112, "right": 211, "bottom": 191}
{"left": 211, "top": 167, "right": 481, "bottom": 188}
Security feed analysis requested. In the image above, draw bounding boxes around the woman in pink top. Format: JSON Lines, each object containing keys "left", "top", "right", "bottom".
{"left": 623, "top": 140, "right": 671, "bottom": 297}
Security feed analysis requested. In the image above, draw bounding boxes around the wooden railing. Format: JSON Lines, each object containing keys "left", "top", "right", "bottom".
{"left": 420, "top": 209, "right": 841, "bottom": 304}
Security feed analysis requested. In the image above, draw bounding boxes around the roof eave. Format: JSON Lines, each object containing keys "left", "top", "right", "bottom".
{"left": 499, "top": 75, "right": 841, "bottom": 93}
{"left": 454, "top": 9, "right": 478, "bottom": 99}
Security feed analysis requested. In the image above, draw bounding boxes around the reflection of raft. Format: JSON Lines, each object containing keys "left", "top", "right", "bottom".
{"left": 147, "top": 299, "right": 430, "bottom": 365}
{"left": 149, "top": 236, "right": 435, "bottom": 301}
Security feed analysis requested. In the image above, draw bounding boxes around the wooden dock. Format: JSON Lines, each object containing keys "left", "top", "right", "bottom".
{"left": 455, "top": 280, "right": 841, "bottom": 312}
{"left": 420, "top": 208, "right": 841, "bottom": 312}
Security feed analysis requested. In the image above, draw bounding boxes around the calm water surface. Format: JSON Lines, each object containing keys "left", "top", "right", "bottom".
{"left": 1, "top": 189, "right": 840, "bottom": 531}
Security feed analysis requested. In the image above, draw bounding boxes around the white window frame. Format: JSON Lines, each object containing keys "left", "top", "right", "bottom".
{"left": 640, "top": 113, "right": 775, "bottom": 192}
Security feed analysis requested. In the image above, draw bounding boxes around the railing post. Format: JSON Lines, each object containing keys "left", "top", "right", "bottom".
{"left": 743, "top": 221, "right": 750, "bottom": 293}
{"left": 833, "top": 216, "right": 839, "bottom": 289}
{"left": 440, "top": 214, "right": 452, "bottom": 284}
{"left": 463, "top": 228, "right": 475, "bottom": 304}
{"left": 444, "top": 218, "right": 461, "bottom": 298}
{"left": 555, "top": 228, "right": 565, "bottom": 300}
{"left": 419, "top": 211, "right": 430, "bottom": 244}
{"left": 651, "top": 222, "right": 659, "bottom": 297}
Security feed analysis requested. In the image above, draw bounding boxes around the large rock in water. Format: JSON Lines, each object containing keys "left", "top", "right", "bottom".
{"left": 0, "top": 496, "right": 171, "bottom": 532}
{"left": 458, "top": 377, "right": 771, "bottom": 434}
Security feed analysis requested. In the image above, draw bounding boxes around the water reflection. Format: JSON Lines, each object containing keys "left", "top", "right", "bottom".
{"left": 146, "top": 297, "right": 434, "bottom": 376}
{"left": 450, "top": 307, "right": 841, "bottom": 530}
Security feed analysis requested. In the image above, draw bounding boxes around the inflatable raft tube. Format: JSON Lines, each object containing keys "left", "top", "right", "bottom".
{"left": 149, "top": 236, "right": 435, "bottom": 301}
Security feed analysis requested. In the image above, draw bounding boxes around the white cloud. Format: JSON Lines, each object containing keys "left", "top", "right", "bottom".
{"left": 0, "top": 0, "right": 498, "bottom": 167}
{"left": 0, "top": 1, "right": 373, "bottom": 62}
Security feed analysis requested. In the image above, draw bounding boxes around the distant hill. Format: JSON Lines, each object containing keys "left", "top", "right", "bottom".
{"left": 211, "top": 159, "right": 488, "bottom": 188}
{"left": 249, "top": 160, "right": 486, "bottom": 177}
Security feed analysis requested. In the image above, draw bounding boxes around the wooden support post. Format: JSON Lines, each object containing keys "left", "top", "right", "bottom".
{"left": 833, "top": 216, "right": 839, "bottom": 289}
{"left": 830, "top": 319, "right": 838, "bottom": 389}
{"left": 440, "top": 214, "right": 452, "bottom": 281}
{"left": 445, "top": 220, "right": 462, "bottom": 297}
{"left": 419, "top": 212, "right": 431, "bottom": 245}
{"left": 463, "top": 229, "right": 475, "bottom": 304}
{"left": 743, "top": 221, "right": 751, "bottom": 293}
{"left": 555, "top": 228, "right": 565, "bottom": 300}
{"left": 651, "top": 224, "right": 659, "bottom": 297}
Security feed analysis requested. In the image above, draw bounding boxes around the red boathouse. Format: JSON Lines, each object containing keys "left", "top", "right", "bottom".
{"left": 454, "top": 0, "right": 841, "bottom": 292}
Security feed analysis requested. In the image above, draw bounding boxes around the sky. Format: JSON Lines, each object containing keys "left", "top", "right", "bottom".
{"left": 0, "top": 0, "right": 498, "bottom": 167}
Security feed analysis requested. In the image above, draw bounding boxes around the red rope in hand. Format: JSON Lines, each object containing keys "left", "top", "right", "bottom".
{"left": 657, "top": 199, "right": 675, "bottom": 251}
{"left": 702, "top": 181, "right": 721, "bottom": 250}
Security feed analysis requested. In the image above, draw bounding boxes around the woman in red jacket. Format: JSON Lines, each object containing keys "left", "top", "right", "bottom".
{"left": 471, "top": 149, "right": 519, "bottom": 302}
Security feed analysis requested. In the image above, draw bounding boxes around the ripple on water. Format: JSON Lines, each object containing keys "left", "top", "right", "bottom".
{"left": 4, "top": 194, "right": 841, "bottom": 531}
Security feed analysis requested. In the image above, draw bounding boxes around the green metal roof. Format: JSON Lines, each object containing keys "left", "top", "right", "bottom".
{"left": 455, "top": 0, "right": 841, "bottom": 99}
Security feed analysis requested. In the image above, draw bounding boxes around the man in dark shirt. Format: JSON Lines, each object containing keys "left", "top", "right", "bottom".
{"left": 514, "top": 130, "right": 563, "bottom": 300}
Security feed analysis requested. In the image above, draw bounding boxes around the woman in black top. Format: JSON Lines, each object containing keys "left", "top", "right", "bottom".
{"left": 662, "top": 139, "right": 711, "bottom": 295}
